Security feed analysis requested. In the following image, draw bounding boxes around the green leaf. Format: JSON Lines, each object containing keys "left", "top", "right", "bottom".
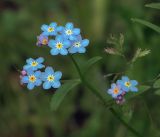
{"left": 155, "top": 89, "right": 160, "bottom": 95}
{"left": 153, "top": 79, "right": 160, "bottom": 88}
{"left": 50, "top": 80, "right": 81, "bottom": 111}
{"left": 145, "top": 3, "right": 160, "bottom": 10}
{"left": 82, "top": 56, "right": 102, "bottom": 74}
{"left": 131, "top": 18, "right": 160, "bottom": 33}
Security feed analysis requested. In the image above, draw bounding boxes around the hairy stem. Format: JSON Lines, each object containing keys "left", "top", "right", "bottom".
{"left": 69, "top": 54, "right": 143, "bottom": 137}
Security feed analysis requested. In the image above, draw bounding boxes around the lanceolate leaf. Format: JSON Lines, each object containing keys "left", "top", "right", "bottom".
{"left": 153, "top": 79, "right": 160, "bottom": 88}
{"left": 50, "top": 80, "right": 81, "bottom": 111}
{"left": 82, "top": 56, "right": 102, "bottom": 74}
{"left": 131, "top": 18, "right": 160, "bottom": 33}
{"left": 145, "top": 3, "right": 160, "bottom": 10}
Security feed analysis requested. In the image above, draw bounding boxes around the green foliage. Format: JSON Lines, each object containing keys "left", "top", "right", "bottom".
{"left": 155, "top": 90, "right": 160, "bottom": 95}
{"left": 131, "top": 18, "right": 160, "bottom": 34}
{"left": 145, "top": 3, "right": 160, "bottom": 10}
{"left": 153, "top": 79, "right": 160, "bottom": 88}
{"left": 50, "top": 80, "right": 81, "bottom": 111}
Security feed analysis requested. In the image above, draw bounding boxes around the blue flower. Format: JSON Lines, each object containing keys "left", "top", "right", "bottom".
{"left": 41, "top": 67, "right": 62, "bottom": 89}
{"left": 21, "top": 70, "right": 42, "bottom": 90}
{"left": 41, "top": 22, "right": 58, "bottom": 36}
{"left": 36, "top": 34, "right": 48, "bottom": 46}
{"left": 48, "top": 35, "right": 71, "bottom": 55}
{"left": 68, "top": 35, "right": 89, "bottom": 54}
{"left": 117, "top": 76, "right": 138, "bottom": 92}
{"left": 61, "top": 22, "right": 80, "bottom": 41}
{"left": 107, "top": 83, "right": 123, "bottom": 98}
{"left": 23, "top": 57, "right": 45, "bottom": 71}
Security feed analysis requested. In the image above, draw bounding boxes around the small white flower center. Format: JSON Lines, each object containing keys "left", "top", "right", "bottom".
{"left": 47, "top": 75, "right": 54, "bottom": 82}
{"left": 65, "top": 29, "right": 73, "bottom": 35}
{"left": 73, "top": 42, "right": 81, "bottom": 47}
{"left": 29, "top": 75, "right": 36, "bottom": 82}
{"left": 56, "top": 42, "right": 63, "bottom": 49}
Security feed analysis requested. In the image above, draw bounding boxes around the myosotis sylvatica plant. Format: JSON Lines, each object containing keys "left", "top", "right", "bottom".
{"left": 19, "top": 6, "right": 160, "bottom": 136}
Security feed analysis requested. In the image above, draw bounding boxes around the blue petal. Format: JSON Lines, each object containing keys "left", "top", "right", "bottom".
{"left": 52, "top": 81, "right": 61, "bottom": 88}
{"left": 43, "top": 81, "right": 51, "bottom": 89}
{"left": 50, "top": 22, "right": 57, "bottom": 27}
{"left": 35, "top": 79, "right": 42, "bottom": 86}
{"left": 57, "top": 26, "right": 64, "bottom": 32}
{"left": 122, "top": 76, "right": 129, "bottom": 82}
{"left": 69, "top": 35, "right": 77, "bottom": 41}
{"left": 48, "top": 40, "right": 56, "bottom": 48}
{"left": 68, "top": 47, "right": 77, "bottom": 53}
{"left": 27, "top": 83, "right": 35, "bottom": 90}
{"left": 60, "top": 48, "right": 68, "bottom": 55}
{"left": 81, "top": 39, "right": 89, "bottom": 47}
{"left": 111, "top": 83, "right": 116, "bottom": 88}
{"left": 21, "top": 76, "right": 29, "bottom": 83}
{"left": 26, "top": 69, "right": 34, "bottom": 75}
{"left": 131, "top": 80, "right": 138, "bottom": 86}
{"left": 41, "top": 24, "right": 48, "bottom": 31}
{"left": 117, "top": 80, "right": 123, "bottom": 85}
{"left": 108, "top": 89, "right": 113, "bottom": 94}
{"left": 26, "top": 58, "right": 34, "bottom": 64}
{"left": 50, "top": 48, "right": 59, "bottom": 55}
{"left": 73, "top": 28, "right": 80, "bottom": 35}
{"left": 55, "top": 35, "right": 63, "bottom": 41}
{"left": 63, "top": 40, "right": 71, "bottom": 48}
{"left": 35, "top": 71, "right": 41, "bottom": 77}
{"left": 41, "top": 72, "right": 47, "bottom": 81}
{"left": 45, "top": 67, "right": 54, "bottom": 74}
{"left": 50, "top": 31, "right": 57, "bottom": 36}
{"left": 36, "top": 57, "right": 44, "bottom": 63}
{"left": 65, "top": 22, "right": 74, "bottom": 29}
{"left": 54, "top": 71, "right": 62, "bottom": 80}
{"left": 42, "top": 31, "right": 49, "bottom": 36}
{"left": 23, "top": 65, "right": 31, "bottom": 71}
{"left": 78, "top": 47, "right": 86, "bottom": 53}
{"left": 122, "top": 86, "right": 129, "bottom": 92}
{"left": 37, "top": 64, "right": 45, "bottom": 69}
{"left": 130, "top": 87, "right": 138, "bottom": 92}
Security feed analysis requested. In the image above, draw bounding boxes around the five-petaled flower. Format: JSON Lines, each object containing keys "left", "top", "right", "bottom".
{"left": 23, "top": 57, "right": 45, "bottom": 71}
{"left": 41, "top": 22, "right": 58, "bottom": 36}
{"left": 21, "top": 70, "right": 42, "bottom": 90}
{"left": 68, "top": 35, "right": 89, "bottom": 54}
{"left": 41, "top": 67, "right": 62, "bottom": 89}
{"left": 61, "top": 22, "right": 80, "bottom": 41}
{"left": 48, "top": 35, "right": 70, "bottom": 55}
{"left": 36, "top": 34, "right": 48, "bottom": 46}
{"left": 117, "top": 76, "right": 138, "bottom": 92}
{"left": 107, "top": 83, "right": 123, "bottom": 98}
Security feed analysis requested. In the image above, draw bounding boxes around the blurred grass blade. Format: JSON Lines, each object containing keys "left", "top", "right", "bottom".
{"left": 82, "top": 56, "right": 102, "bottom": 74}
{"left": 155, "top": 89, "right": 160, "bottom": 95}
{"left": 131, "top": 18, "right": 160, "bottom": 33}
{"left": 145, "top": 3, "right": 160, "bottom": 10}
{"left": 153, "top": 79, "right": 160, "bottom": 88}
{"left": 50, "top": 80, "right": 81, "bottom": 111}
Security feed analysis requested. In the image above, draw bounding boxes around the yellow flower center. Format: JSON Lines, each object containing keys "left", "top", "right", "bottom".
{"left": 42, "top": 39, "right": 48, "bottom": 45}
{"left": 113, "top": 88, "right": 119, "bottom": 94}
{"left": 74, "top": 42, "right": 81, "bottom": 47}
{"left": 48, "top": 27, "right": 54, "bottom": 32}
{"left": 125, "top": 82, "right": 131, "bottom": 87}
{"left": 65, "top": 29, "right": 73, "bottom": 35}
{"left": 47, "top": 75, "right": 54, "bottom": 82}
{"left": 31, "top": 61, "right": 38, "bottom": 67}
{"left": 29, "top": 75, "right": 36, "bottom": 82}
{"left": 56, "top": 42, "right": 63, "bottom": 49}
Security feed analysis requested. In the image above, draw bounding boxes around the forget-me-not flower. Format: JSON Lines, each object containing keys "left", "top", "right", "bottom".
{"left": 36, "top": 34, "right": 48, "bottom": 46}
{"left": 117, "top": 76, "right": 138, "bottom": 92}
{"left": 107, "top": 83, "right": 123, "bottom": 98}
{"left": 41, "top": 67, "right": 62, "bottom": 89}
{"left": 21, "top": 70, "right": 42, "bottom": 90}
{"left": 48, "top": 35, "right": 70, "bottom": 55}
{"left": 23, "top": 57, "right": 45, "bottom": 71}
{"left": 68, "top": 35, "right": 89, "bottom": 54}
{"left": 61, "top": 22, "right": 80, "bottom": 41}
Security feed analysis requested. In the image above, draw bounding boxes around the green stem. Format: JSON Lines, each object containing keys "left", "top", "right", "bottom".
{"left": 69, "top": 54, "right": 143, "bottom": 137}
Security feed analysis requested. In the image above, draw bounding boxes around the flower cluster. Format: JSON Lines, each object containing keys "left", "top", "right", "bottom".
{"left": 20, "top": 57, "right": 62, "bottom": 90}
{"left": 36, "top": 22, "right": 89, "bottom": 55}
{"left": 107, "top": 76, "right": 138, "bottom": 104}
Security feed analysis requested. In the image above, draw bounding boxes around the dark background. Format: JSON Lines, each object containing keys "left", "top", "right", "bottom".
{"left": 0, "top": 0, "right": 160, "bottom": 137}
